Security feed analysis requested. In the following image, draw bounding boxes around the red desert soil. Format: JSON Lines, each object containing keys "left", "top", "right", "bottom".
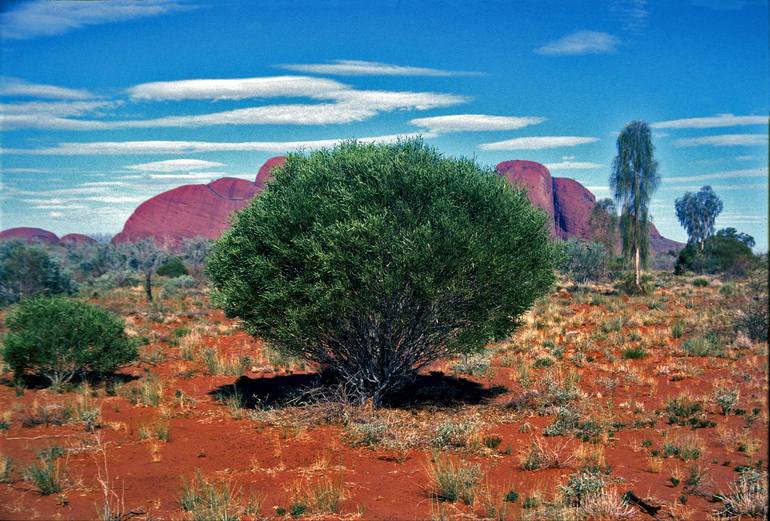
{"left": 0, "top": 275, "right": 767, "bottom": 520}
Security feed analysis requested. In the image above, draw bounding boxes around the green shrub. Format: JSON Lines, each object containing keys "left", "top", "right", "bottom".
{"left": 2, "top": 297, "right": 137, "bottom": 387}
{"left": 675, "top": 232, "right": 758, "bottom": 277}
{"left": 0, "top": 242, "right": 76, "bottom": 306}
{"left": 556, "top": 238, "right": 609, "bottom": 282}
{"left": 208, "top": 139, "right": 555, "bottom": 405}
{"left": 156, "top": 256, "right": 188, "bottom": 278}
{"left": 682, "top": 333, "right": 724, "bottom": 357}
{"left": 692, "top": 277, "right": 709, "bottom": 287}
{"left": 735, "top": 267, "right": 768, "bottom": 342}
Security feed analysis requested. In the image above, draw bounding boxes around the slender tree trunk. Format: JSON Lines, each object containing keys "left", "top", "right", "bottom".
{"left": 144, "top": 271, "right": 153, "bottom": 302}
{"left": 634, "top": 246, "right": 641, "bottom": 288}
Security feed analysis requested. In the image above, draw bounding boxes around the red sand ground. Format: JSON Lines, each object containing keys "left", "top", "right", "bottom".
{"left": 0, "top": 279, "right": 767, "bottom": 520}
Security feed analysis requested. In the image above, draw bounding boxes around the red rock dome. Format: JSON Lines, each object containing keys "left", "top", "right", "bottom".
{"left": 60, "top": 233, "right": 98, "bottom": 245}
{"left": 0, "top": 227, "right": 59, "bottom": 244}
{"left": 255, "top": 156, "right": 287, "bottom": 188}
{"left": 496, "top": 160, "right": 682, "bottom": 253}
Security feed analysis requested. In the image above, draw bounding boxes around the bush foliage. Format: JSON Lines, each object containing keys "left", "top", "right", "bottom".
{"left": 157, "top": 256, "right": 189, "bottom": 278}
{"left": 2, "top": 297, "right": 137, "bottom": 387}
{"left": 557, "top": 238, "right": 610, "bottom": 282}
{"left": 208, "top": 139, "right": 555, "bottom": 404}
{"left": 675, "top": 229, "right": 758, "bottom": 277}
{"left": 0, "top": 241, "right": 76, "bottom": 306}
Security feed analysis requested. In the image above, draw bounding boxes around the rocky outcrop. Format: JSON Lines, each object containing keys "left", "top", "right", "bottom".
{"left": 111, "top": 156, "right": 287, "bottom": 245}
{"left": 60, "top": 233, "right": 98, "bottom": 245}
{"left": 496, "top": 160, "right": 682, "bottom": 253}
{"left": 3, "top": 156, "right": 683, "bottom": 253}
{"left": 0, "top": 227, "right": 60, "bottom": 244}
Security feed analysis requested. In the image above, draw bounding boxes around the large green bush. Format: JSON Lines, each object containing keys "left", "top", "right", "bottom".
{"left": 675, "top": 230, "right": 758, "bottom": 277}
{"left": 208, "top": 139, "right": 555, "bottom": 404}
{"left": 2, "top": 297, "right": 137, "bottom": 387}
{"left": 0, "top": 241, "right": 76, "bottom": 306}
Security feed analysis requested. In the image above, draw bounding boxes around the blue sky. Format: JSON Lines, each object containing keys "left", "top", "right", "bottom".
{"left": 1, "top": 0, "right": 768, "bottom": 250}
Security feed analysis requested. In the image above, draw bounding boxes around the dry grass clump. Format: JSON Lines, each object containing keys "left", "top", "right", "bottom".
{"left": 427, "top": 452, "right": 482, "bottom": 505}
{"left": 519, "top": 438, "right": 574, "bottom": 471}
{"left": 179, "top": 470, "right": 262, "bottom": 521}
{"left": 715, "top": 468, "right": 768, "bottom": 519}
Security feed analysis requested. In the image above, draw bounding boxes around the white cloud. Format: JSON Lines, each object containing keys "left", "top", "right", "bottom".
{"left": 662, "top": 182, "right": 768, "bottom": 192}
{"left": 544, "top": 161, "right": 603, "bottom": 170}
{"left": 277, "top": 59, "right": 479, "bottom": 77}
{"left": 409, "top": 114, "right": 545, "bottom": 134}
{"left": 675, "top": 134, "right": 769, "bottom": 147}
{"left": 146, "top": 172, "right": 229, "bottom": 180}
{"left": 3, "top": 133, "right": 424, "bottom": 155}
{"left": 128, "top": 76, "right": 347, "bottom": 101}
{"left": 610, "top": 0, "right": 649, "bottom": 34}
{"left": 586, "top": 185, "right": 610, "bottom": 193}
{"left": 6, "top": 78, "right": 467, "bottom": 130}
{"left": 653, "top": 113, "right": 767, "bottom": 129}
{"left": 1, "top": 0, "right": 193, "bottom": 40}
{"left": 0, "top": 100, "right": 121, "bottom": 130}
{"left": 662, "top": 167, "right": 768, "bottom": 183}
{"left": 736, "top": 155, "right": 758, "bottom": 161}
{"left": 126, "top": 159, "right": 225, "bottom": 172}
{"left": 479, "top": 136, "right": 599, "bottom": 151}
{"left": 535, "top": 31, "right": 619, "bottom": 56}
{"left": 0, "top": 77, "right": 93, "bottom": 99}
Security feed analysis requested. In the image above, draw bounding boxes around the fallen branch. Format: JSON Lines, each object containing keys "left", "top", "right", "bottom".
{"left": 624, "top": 491, "right": 661, "bottom": 517}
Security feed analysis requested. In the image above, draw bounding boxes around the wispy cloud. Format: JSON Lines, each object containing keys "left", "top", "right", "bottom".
{"left": 0, "top": 77, "right": 94, "bottom": 100}
{"left": 0, "top": 100, "right": 121, "bottom": 130}
{"left": 3, "top": 133, "right": 424, "bottom": 155}
{"left": 662, "top": 182, "right": 768, "bottom": 192}
{"left": 662, "top": 167, "right": 768, "bottom": 183}
{"left": 128, "top": 76, "right": 347, "bottom": 101}
{"left": 610, "top": 0, "right": 649, "bottom": 34}
{"left": 126, "top": 159, "right": 225, "bottom": 172}
{"left": 276, "top": 59, "right": 479, "bottom": 77}
{"left": 409, "top": 114, "right": 545, "bottom": 134}
{"left": 535, "top": 31, "right": 619, "bottom": 56}
{"left": 0, "top": 0, "right": 194, "bottom": 40}
{"left": 5, "top": 76, "right": 468, "bottom": 130}
{"left": 653, "top": 113, "right": 767, "bottom": 129}
{"left": 675, "top": 134, "right": 769, "bottom": 147}
{"left": 544, "top": 161, "right": 604, "bottom": 170}
{"left": 479, "top": 136, "right": 599, "bottom": 151}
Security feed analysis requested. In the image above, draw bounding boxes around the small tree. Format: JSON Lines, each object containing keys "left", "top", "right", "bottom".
{"left": 2, "top": 297, "right": 137, "bottom": 388}
{"left": 675, "top": 185, "right": 723, "bottom": 250}
{"left": 208, "top": 139, "right": 555, "bottom": 405}
{"left": 716, "top": 227, "right": 755, "bottom": 248}
{"left": 610, "top": 121, "right": 660, "bottom": 291}
{"left": 0, "top": 241, "right": 76, "bottom": 306}
{"left": 558, "top": 238, "right": 610, "bottom": 282}
{"left": 123, "top": 239, "right": 166, "bottom": 302}
{"left": 588, "top": 198, "right": 618, "bottom": 256}
{"left": 181, "top": 236, "right": 211, "bottom": 276}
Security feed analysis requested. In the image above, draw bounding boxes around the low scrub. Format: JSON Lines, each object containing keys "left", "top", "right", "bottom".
{"left": 2, "top": 297, "right": 137, "bottom": 388}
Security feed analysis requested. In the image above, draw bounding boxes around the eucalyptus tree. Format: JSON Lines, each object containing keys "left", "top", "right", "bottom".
{"left": 675, "top": 186, "right": 723, "bottom": 250}
{"left": 123, "top": 238, "right": 167, "bottom": 302}
{"left": 610, "top": 121, "right": 660, "bottom": 289}
{"left": 588, "top": 198, "right": 618, "bottom": 256}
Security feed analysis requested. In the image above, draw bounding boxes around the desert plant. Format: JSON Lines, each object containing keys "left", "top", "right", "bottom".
{"left": 0, "top": 241, "right": 76, "bottom": 306}
{"left": 610, "top": 121, "right": 660, "bottom": 290}
{"left": 156, "top": 256, "right": 188, "bottom": 278}
{"left": 208, "top": 139, "right": 555, "bottom": 405}
{"left": 122, "top": 238, "right": 167, "bottom": 303}
{"left": 682, "top": 333, "right": 724, "bottom": 357}
{"left": 427, "top": 453, "right": 482, "bottom": 504}
{"left": 2, "top": 297, "right": 137, "bottom": 388}
{"left": 675, "top": 186, "right": 723, "bottom": 251}
{"left": 25, "top": 457, "right": 64, "bottom": 496}
{"left": 560, "top": 469, "right": 606, "bottom": 507}
{"left": 716, "top": 468, "right": 768, "bottom": 518}
{"left": 714, "top": 387, "right": 740, "bottom": 416}
{"left": 735, "top": 267, "right": 768, "bottom": 342}
{"left": 557, "top": 238, "right": 610, "bottom": 282}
